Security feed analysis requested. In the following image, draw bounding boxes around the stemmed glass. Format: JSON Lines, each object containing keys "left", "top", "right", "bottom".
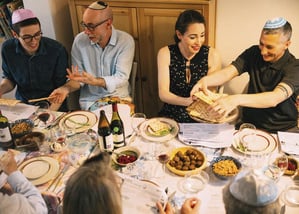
{"left": 35, "top": 101, "right": 51, "bottom": 127}
{"left": 156, "top": 144, "right": 170, "bottom": 174}
{"left": 267, "top": 152, "right": 288, "bottom": 181}
{"left": 238, "top": 123, "right": 256, "bottom": 152}
{"left": 131, "top": 113, "right": 146, "bottom": 136}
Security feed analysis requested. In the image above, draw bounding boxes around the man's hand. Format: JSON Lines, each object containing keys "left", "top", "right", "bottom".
{"left": 156, "top": 201, "right": 174, "bottom": 214}
{"left": 190, "top": 77, "right": 209, "bottom": 98}
{"left": 180, "top": 197, "right": 200, "bottom": 214}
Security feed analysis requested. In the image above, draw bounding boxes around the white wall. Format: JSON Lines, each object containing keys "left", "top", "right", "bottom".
{"left": 216, "top": 0, "right": 299, "bottom": 66}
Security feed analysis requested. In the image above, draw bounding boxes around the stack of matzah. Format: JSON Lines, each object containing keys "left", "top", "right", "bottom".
{"left": 187, "top": 91, "right": 238, "bottom": 123}
{"left": 0, "top": 98, "right": 21, "bottom": 106}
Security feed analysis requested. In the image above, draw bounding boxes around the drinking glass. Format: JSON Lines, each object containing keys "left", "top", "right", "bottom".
{"left": 179, "top": 171, "right": 209, "bottom": 196}
{"left": 50, "top": 126, "right": 67, "bottom": 152}
{"left": 131, "top": 113, "right": 146, "bottom": 136}
{"left": 35, "top": 101, "right": 51, "bottom": 127}
{"left": 238, "top": 123, "right": 256, "bottom": 152}
{"left": 267, "top": 152, "right": 288, "bottom": 181}
{"left": 156, "top": 144, "right": 170, "bottom": 174}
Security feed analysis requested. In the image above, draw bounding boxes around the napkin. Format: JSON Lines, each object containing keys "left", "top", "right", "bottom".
{"left": 178, "top": 123, "right": 235, "bottom": 148}
{"left": 277, "top": 131, "right": 299, "bottom": 156}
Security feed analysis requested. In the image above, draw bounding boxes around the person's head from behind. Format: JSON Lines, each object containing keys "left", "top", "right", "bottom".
{"left": 259, "top": 17, "right": 292, "bottom": 63}
{"left": 223, "top": 170, "right": 281, "bottom": 214}
{"left": 81, "top": 1, "right": 113, "bottom": 47}
{"left": 174, "top": 10, "right": 206, "bottom": 55}
{"left": 11, "top": 8, "right": 41, "bottom": 55}
{"left": 63, "top": 152, "right": 122, "bottom": 214}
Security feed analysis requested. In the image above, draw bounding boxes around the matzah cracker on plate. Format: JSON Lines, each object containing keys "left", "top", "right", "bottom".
{"left": 0, "top": 98, "right": 21, "bottom": 106}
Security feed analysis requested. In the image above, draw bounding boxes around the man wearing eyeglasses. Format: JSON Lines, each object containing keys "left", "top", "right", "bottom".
{"left": 50, "top": 1, "right": 135, "bottom": 110}
{"left": 0, "top": 8, "right": 69, "bottom": 111}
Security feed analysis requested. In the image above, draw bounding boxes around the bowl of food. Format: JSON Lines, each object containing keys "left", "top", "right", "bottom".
{"left": 10, "top": 119, "right": 34, "bottom": 138}
{"left": 211, "top": 156, "right": 242, "bottom": 180}
{"left": 284, "top": 157, "right": 298, "bottom": 176}
{"left": 14, "top": 132, "right": 45, "bottom": 152}
{"left": 166, "top": 147, "right": 207, "bottom": 176}
{"left": 111, "top": 146, "right": 140, "bottom": 167}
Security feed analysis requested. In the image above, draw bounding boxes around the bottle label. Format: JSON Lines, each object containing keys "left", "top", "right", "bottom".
{"left": 113, "top": 134, "right": 125, "bottom": 148}
{"left": 98, "top": 134, "right": 114, "bottom": 151}
{"left": 0, "top": 127, "right": 12, "bottom": 142}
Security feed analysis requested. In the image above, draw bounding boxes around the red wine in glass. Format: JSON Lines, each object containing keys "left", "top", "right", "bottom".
{"left": 38, "top": 112, "right": 50, "bottom": 124}
{"left": 158, "top": 154, "right": 170, "bottom": 164}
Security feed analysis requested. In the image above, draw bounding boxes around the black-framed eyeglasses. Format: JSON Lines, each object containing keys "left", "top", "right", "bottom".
{"left": 20, "top": 31, "right": 43, "bottom": 43}
{"left": 88, "top": 1, "right": 108, "bottom": 10}
{"left": 80, "top": 18, "right": 109, "bottom": 31}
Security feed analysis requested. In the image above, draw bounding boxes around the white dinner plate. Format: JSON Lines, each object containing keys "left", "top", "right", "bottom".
{"left": 92, "top": 104, "right": 133, "bottom": 137}
{"left": 139, "top": 117, "right": 179, "bottom": 142}
{"left": 18, "top": 156, "right": 60, "bottom": 186}
{"left": 280, "top": 186, "right": 299, "bottom": 207}
{"left": 232, "top": 129, "right": 277, "bottom": 155}
{"left": 59, "top": 111, "right": 97, "bottom": 133}
{"left": 22, "top": 160, "right": 50, "bottom": 180}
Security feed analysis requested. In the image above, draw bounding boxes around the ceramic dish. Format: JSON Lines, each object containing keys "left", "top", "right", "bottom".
{"left": 18, "top": 156, "right": 60, "bottom": 186}
{"left": 280, "top": 185, "right": 299, "bottom": 207}
{"left": 111, "top": 146, "right": 140, "bottom": 167}
{"left": 210, "top": 156, "right": 242, "bottom": 180}
{"left": 10, "top": 118, "right": 34, "bottom": 138}
{"left": 59, "top": 111, "right": 97, "bottom": 133}
{"left": 14, "top": 132, "right": 45, "bottom": 152}
{"left": 166, "top": 147, "right": 207, "bottom": 176}
{"left": 139, "top": 117, "right": 179, "bottom": 142}
{"left": 232, "top": 129, "right": 277, "bottom": 155}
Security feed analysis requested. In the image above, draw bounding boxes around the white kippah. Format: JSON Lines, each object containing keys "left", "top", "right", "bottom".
{"left": 263, "top": 17, "right": 287, "bottom": 29}
{"left": 229, "top": 170, "right": 278, "bottom": 206}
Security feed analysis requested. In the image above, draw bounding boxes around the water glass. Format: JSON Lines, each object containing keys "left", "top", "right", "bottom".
{"left": 131, "top": 113, "right": 146, "bottom": 136}
{"left": 179, "top": 170, "right": 209, "bottom": 196}
{"left": 238, "top": 123, "right": 256, "bottom": 152}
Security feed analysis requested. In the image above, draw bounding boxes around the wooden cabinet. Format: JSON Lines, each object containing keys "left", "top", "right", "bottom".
{"left": 68, "top": 0, "right": 216, "bottom": 117}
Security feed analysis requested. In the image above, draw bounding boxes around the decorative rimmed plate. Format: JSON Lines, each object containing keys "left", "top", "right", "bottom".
{"left": 166, "top": 147, "right": 207, "bottom": 176}
{"left": 18, "top": 156, "right": 60, "bottom": 186}
{"left": 232, "top": 129, "right": 277, "bottom": 155}
{"left": 280, "top": 186, "right": 299, "bottom": 207}
{"left": 59, "top": 111, "right": 97, "bottom": 133}
{"left": 139, "top": 117, "right": 179, "bottom": 142}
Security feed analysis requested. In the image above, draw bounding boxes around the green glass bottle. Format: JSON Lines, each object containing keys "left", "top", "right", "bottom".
{"left": 98, "top": 110, "right": 114, "bottom": 151}
{"left": 110, "top": 102, "right": 126, "bottom": 148}
{"left": 0, "top": 110, "right": 14, "bottom": 150}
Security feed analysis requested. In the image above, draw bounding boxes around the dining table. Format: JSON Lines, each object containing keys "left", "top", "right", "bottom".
{"left": 1, "top": 101, "right": 299, "bottom": 214}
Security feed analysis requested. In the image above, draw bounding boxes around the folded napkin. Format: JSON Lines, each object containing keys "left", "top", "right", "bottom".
{"left": 277, "top": 131, "right": 299, "bottom": 156}
{"left": 178, "top": 123, "right": 235, "bottom": 148}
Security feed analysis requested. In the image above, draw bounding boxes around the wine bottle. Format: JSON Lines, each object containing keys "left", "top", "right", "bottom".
{"left": 0, "top": 110, "right": 14, "bottom": 150}
{"left": 98, "top": 110, "right": 114, "bottom": 151}
{"left": 110, "top": 102, "right": 126, "bottom": 148}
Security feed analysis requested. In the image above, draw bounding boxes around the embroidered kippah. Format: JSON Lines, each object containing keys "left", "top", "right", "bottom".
{"left": 12, "top": 9, "right": 36, "bottom": 24}
{"left": 263, "top": 17, "right": 287, "bottom": 29}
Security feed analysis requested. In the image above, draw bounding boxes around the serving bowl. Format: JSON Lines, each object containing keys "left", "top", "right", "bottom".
{"left": 166, "top": 147, "right": 207, "bottom": 176}
{"left": 10, "top": 119, "right": 34, "bottom": 138}
{"left": 211, "top": 156, "right": 242, "bottom": 180}
{"left": 111, "top": 146, "right": 140, "bottom": 167}
{"left": 284, "top": 156, "right": 298, "bottom": 176}
{"left": 14, "top": 132, "right": 45, "bottom": 152}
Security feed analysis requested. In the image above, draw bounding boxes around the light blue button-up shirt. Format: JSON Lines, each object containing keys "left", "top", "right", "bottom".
{"left": 71, "top": 26, "right": 135, "bottom": 109}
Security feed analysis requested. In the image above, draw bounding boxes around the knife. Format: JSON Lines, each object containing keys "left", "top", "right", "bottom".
{"left": 45, "top": 112, "right": 67, "bottom": 129}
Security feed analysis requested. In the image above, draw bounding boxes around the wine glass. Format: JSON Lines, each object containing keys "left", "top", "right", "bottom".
{"left": 238, "top": 123, "right": 256, "bottom": 152}
{"left": 35, "top": 101, "right": 51, "bottom": 127}
{"left": 156, "top": 144, "right": 170, "bottom": 174}
{"left": 131, "top": 113, "right": 146, "bottom": 136}
{"left": 267, "top": 152, "right": 288, "bottom": 181}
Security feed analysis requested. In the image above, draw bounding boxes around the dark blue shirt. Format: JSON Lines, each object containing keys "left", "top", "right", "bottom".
{"left": 1, "top": 37, "right": 68, "bottom": 110}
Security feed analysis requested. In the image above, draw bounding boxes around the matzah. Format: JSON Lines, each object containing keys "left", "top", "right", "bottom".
{"left": 0, "top": 98, "right": 21, "bottom": 106}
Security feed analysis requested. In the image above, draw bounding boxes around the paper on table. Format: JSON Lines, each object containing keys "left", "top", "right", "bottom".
{"left": 117, "top": 172, "right": 167, "bottom": 213}
{"left": 0, "top": 103, "right": 38, "bottom": 121}
{"left": 277, "top": 131, "right": 299, "bottom": 155}
{"left": 178, "top": 123, "right": 235, "bottom": 148}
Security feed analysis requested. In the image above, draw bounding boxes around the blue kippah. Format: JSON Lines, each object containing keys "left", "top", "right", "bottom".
{"left": 263, "top": 17, "right": 287, "bottom": 29}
